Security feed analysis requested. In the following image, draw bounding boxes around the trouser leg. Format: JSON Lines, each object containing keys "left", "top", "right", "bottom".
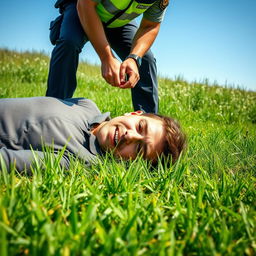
{"left": 105, "top": 21, "right": 158, "bottom": 113}
{"left": 46, "top": 3, "right": 88, "bottom": 99}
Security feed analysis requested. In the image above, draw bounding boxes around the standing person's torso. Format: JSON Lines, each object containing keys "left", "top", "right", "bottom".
{"left": 55, "top": 0, "right": 161, "bottom": 28}
{"left": 96, "top": 0, "right": 157, "bottom": 28}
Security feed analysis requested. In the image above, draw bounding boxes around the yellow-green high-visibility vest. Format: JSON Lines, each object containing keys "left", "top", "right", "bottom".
{"left": 96, "top": 0, "right": 157, "bottom": 28}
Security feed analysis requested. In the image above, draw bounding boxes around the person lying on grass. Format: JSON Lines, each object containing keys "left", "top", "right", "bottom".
{"left": 0, "top": 97, "right": 186, "bottom": 174}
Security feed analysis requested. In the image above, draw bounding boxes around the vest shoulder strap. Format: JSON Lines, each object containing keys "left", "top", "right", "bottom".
{"left": 105, "top": 0, "right": 134, "bottom": 27}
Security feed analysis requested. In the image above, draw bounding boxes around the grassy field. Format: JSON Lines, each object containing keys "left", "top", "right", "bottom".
{"left": 0, "top": 49, "right": 255, "bottom": 255}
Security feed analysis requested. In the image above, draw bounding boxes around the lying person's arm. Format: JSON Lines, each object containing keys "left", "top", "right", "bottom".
{"left": 0, "top": 148, "right": 70, "bottom": 175}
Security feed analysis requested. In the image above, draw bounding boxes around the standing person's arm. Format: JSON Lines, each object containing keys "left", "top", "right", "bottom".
{"left": 77, "top": 0, "right": 121, "bottom": 87}
{"left": 120, "top": 0, "right": 168, "bottom": 88}
{"left": 119, "top": 18, "right": 161, "bottom": 89}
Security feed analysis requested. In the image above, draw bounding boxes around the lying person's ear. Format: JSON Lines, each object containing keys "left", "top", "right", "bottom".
{"left": 124, "top": 110, "right": 144, "bottom": 116}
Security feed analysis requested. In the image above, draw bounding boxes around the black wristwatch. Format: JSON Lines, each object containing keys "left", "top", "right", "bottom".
{"left": 125, "top": 54, "right": 142, "bottom": 68}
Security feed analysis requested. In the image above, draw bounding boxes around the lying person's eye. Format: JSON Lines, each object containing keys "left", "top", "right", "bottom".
{"left": 138, "top": 120, "right": 144, "bottom": 133}
{"left": 137, "top": 142, "right": 142, "bottom": 154}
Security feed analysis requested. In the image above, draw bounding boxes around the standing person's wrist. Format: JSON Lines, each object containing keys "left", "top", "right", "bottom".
{"left": 125, "top": 54, "right": 142, "bottom": 68}
{"left": 100, "top": 47, "right": 115, "bottom": 63}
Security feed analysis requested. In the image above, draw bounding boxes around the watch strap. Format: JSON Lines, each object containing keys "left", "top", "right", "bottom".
{"left": 125, "top": 54, "right": 142, "bottom": 68}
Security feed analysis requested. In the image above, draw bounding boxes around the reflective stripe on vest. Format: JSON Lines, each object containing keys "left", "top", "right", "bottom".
{"left": 96, "top": 0, "right": 156, "bottom": 28}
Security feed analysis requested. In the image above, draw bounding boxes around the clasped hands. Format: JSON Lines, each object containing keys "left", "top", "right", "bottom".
{"left": 101, "top": 57, "right": 140, "bottom": 89}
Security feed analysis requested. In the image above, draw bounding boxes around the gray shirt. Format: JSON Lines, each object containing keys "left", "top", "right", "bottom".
{"left": 0, "top": 97, "right": 110, "bottom": 174}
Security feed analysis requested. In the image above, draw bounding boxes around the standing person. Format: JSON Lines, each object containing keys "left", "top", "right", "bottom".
{"left": 46, "top": 0, "right": 169, "bottom": 113}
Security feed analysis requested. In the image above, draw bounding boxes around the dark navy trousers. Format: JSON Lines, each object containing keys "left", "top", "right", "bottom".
{"left": 46, "top": 2, "right": 158, "bottom": 113}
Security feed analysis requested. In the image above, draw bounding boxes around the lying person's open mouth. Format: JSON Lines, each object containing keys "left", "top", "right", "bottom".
{"left": 114, "top": 127, "right": 119, "bottom": 147}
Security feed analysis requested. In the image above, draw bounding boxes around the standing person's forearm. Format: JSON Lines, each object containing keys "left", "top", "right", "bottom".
{"left": 119, "top": 19, "right": 161, "bottom": 89}
{"left": 77, "top": 0, "right": 121, "bottom": 86}
{"left": 77, "top": 0, "right": 113, "bottom": 62}
{"left": 130, "top": 19, "right": 161, "bottom": 57}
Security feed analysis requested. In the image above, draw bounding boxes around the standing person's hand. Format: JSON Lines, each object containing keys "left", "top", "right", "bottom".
{"left": 101, "top": 57, "right": 121, "bottom": 87}
{"left": 119, "top": 58, "right": 140, "bottom": 89}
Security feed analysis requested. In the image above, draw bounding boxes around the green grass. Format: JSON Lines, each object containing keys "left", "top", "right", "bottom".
{"left": 0, "top": 49, "right": 255, "bottom": 255}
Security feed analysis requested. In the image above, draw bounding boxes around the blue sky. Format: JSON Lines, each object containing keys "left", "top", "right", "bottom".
{"left": 0, "top": 0, "right": 255, "bottom": 91}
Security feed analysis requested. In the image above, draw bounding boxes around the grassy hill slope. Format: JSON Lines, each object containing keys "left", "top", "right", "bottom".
{"left": 0, "top": 49, "right": 255, "bottom": 255}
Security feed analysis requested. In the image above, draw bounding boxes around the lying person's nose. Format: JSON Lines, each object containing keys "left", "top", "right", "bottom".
{"left": 124, "top": 130, "right": 143, "bottom": 143}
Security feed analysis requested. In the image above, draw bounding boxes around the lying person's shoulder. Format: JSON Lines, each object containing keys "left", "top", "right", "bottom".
{"left": 63, "top": 98, "right": 97, "bottom": 107}
{"left": 61, "top": 97, "right": 101, "bottom": 112}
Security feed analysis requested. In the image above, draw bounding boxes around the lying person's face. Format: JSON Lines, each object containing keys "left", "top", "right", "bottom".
{"left": 93, "top": 112, "right": 165, "bottom": 163}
